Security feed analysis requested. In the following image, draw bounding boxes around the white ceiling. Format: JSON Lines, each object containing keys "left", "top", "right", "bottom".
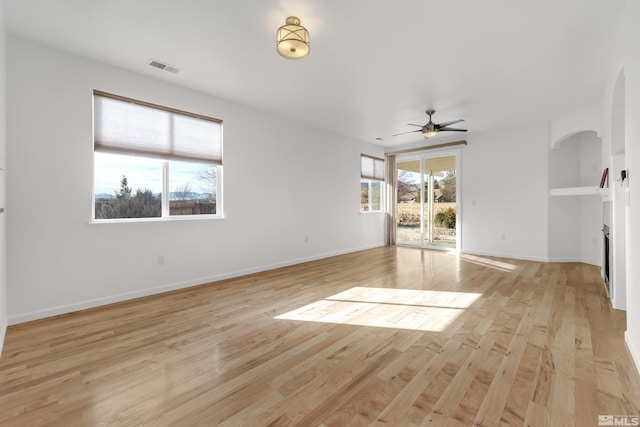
{"left": 2, "top": 0, "right": 625, "bottom": 148}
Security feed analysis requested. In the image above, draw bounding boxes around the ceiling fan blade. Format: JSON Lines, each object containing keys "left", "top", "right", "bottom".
{"left": 438, "top": 127, "right": 467, "bottom": 132}
{"left": 437, "top": 119, "right": 465, "bottom": 128}
{"left": 392, "top": 129, "right": 422, "bottom": 136}
{"left": 407, "top": 124, "right": 423, "bottom": 127}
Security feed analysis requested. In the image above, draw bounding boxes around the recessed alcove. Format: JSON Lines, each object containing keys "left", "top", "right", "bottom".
{"left": 548, "top": 130, "right": 602, "bottom": 266}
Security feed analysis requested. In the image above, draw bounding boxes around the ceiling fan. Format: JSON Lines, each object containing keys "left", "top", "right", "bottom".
{"left": 393, "top": 109, "right": 467, "bottom": 138}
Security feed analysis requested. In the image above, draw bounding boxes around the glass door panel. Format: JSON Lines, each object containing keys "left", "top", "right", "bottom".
{"left": 396, "top": 154, "right": 458, "bottom": 250}
{"left": 424, "top": 156, "right": 456, "bottom": 249}
{"left": 396, "top": 160, "right": 424, "bottom": 246}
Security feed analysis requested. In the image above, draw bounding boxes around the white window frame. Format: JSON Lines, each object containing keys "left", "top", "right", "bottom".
{"left": 360, "top": 154, "right": 385, "bottom": 213}
{"left": 92, "top": 91, "right": 223, "bottom": 222}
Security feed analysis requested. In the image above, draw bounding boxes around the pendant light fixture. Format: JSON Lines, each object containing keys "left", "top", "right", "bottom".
{"left": 276, "top": 16, "right": 310, "bottom": 60}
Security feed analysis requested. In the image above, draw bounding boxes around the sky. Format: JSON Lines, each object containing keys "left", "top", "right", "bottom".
{"left": 94, "top": 152, "right": 215, "bottom": 195}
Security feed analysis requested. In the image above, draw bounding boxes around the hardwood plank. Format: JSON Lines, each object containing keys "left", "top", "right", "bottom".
{"left": 1, "top": 246, "right": 639, "bottom": 426}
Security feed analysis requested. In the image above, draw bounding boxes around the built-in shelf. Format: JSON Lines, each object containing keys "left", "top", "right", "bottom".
{"left": 549, "top": 186, "right": 608, "bottom": 196}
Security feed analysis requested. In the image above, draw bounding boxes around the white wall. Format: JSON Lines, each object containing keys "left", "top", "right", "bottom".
{"left": 6, "top": 36, "right": 386, "bottom": 324}
{"left": 549, "top": 104, "right": 602, "bottom": 149}
{"left": 548, "top": 197, "right": 580, "bottom": 261}
{"left": 0, "top": 4, "right": 8, "bottom": 355}
{"left": 578, "top": 197, "right": 601, "bottom": 266}
{"left": 613, "top": 0, "right": 640, "bottom": 373}
{"left": 461, "top": 124, "right": 549, "bottom": 261}
{"left": 611, "top": 151, "right": 626, "bottom": 309}
{"left": 548, "top": 135, "right": 581, "bottom": 261}
{"left": 577, "top": 133, "right": 603, "bottom": 266}
{"left": 607, "top": 57, "right": 626, "bottom": 311}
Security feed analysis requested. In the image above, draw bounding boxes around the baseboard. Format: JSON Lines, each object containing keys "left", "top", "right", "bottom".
{"left": 0, "top": 315, "right": 7, "bottom": 357}
{"left": 612, "top": 298, "right": 627, "bottom": 311}
{"left": 461, "top": 249, "right": 550, "bottom": 263}
{"left": 579, "top": 257, "right": 601, "bottom": 267}
{"left": 625, "top": 332, "right": 640, "bottom": 377}
{"left": 8, "top": 243, "right": 384, "bottom": 325}
{"left": 462, "top": 249, "right": 603, "bottom": 267}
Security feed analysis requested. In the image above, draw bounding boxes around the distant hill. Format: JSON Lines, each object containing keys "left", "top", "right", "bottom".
{"left": 168, "top": 192, "right": 214, "bottom": 201}
{"left": 95, "top": 193, "right": 116, "bottom": 200}
{"left": 95, "top": 192, "right": 214, "bottom": 201}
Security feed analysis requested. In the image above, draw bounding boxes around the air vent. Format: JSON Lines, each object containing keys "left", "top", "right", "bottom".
{"left": 148, "top": 59, "right": 181, "bottom": 74}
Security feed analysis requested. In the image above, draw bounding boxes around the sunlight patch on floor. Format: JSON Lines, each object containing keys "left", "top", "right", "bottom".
{"left": 275, "top": 287, "right": 482, "bottom": 332}
{"left": 457, "top": 253, "right": 517, "bottom": 272}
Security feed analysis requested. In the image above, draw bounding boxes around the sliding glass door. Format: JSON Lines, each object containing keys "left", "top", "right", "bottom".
{"left": 396, "top": 151, "right": 459, "bottom": 250}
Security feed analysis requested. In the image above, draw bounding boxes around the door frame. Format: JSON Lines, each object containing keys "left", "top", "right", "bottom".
{"left": 395, "top": 147, "right": 462, "bottom": 251}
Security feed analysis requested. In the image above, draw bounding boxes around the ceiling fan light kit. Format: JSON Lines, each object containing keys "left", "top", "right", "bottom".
{"left": 393, "top": 109, "right": 468, "bottom": 139}
{"left": 422, "top": 109, "right": 439, "bottom": 137}
{"left": 277, "top": 16, "right": 310, "bottom": 60}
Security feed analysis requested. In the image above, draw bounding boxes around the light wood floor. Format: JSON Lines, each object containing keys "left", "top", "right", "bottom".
{"left": 1, "top": 247, "right": 639, "bottom": 426}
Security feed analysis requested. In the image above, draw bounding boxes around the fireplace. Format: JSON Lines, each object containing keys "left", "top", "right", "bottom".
{"left": 602, "top": 201, "right": 613, "bottom": 300}
{"left": 603, "top": 224, "right": 610, "bottom": 295}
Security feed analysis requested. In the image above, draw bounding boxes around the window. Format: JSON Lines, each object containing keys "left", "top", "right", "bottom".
{"left": 93, "top": 91, "right": 222, "bottom": 220}
{"left": 360, "top": 154, "right": 385, "bottom": 212}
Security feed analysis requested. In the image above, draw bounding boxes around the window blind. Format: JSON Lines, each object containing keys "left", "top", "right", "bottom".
{"left": 361, "top": 155, "right": 385, "bottom": 180}
{"left": 94, "top": 91, "right": 222, "bottom": 165}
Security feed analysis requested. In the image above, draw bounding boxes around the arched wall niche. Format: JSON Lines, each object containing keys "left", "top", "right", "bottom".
{"left": 548, "top": 129, "right": 602, "bottom": 266}
{"left": 549, "top": 130, "right": 602, "bottom": 190}
{"left": 551, "top": 129, "right": 600, "bottom": 150}
{"left": 549, "top": 103, "right": 603, "bottom": 150}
